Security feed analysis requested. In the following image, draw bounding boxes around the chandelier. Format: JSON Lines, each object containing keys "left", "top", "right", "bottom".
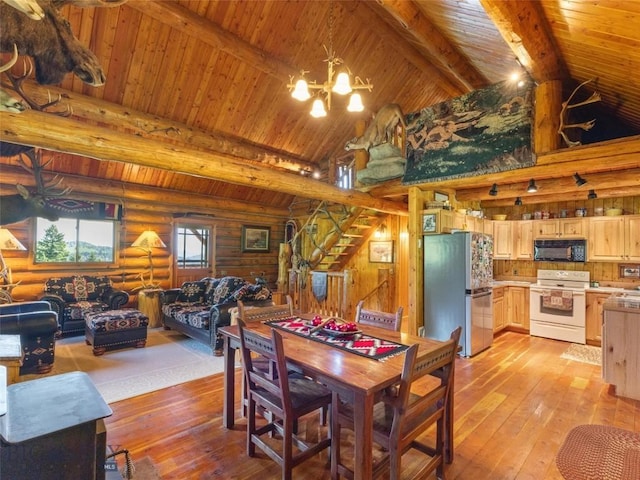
{"left": 286, "top": 2, "right": 373, "bottom": 118}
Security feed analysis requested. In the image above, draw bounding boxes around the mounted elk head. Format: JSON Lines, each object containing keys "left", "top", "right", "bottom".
{"left": 0, "top": 150, "right": 71, "bottom": 226}
{"left": 0, "top": 0, "right": 127, "bottom": 86}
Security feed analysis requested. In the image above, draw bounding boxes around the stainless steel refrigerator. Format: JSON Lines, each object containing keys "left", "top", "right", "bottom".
{"left": 423, "top": 231, "right": 494, "bottom": 357}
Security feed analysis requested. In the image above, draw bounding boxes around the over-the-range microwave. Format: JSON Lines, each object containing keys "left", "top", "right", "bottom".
{"left": 533, "top": 238, "right": 587, "bottom": 262}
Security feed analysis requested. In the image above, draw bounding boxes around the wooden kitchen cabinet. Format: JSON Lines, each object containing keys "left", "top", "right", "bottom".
{"left": 588, "top": 216, "right": 625, "bottom": 261}
{"left": 586, "top": 292, "right": 609, "bottom": 346}
{"left": 533, "top": 218, "right": 585, "bottom": 238}
{"left": 625, "top": 215, "right": 640, "bottom": 261}
{"left": 493, "top": 286, "right": 505, "bottom": 333}
{"left": 513, "top": 220, "right": 533, "bottom": 260}
{"left": 506, "top": 286, "right": 530, "bottom": 331}
{"left": 422, "top": 209, "right": 456, "bottom": 234}
{"left": 493, "top": 221, "right": 513, "bottom": 259}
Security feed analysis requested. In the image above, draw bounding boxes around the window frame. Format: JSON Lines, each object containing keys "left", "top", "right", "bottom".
{"left": 30, "top": 217, "right": 120, "bottom": 270}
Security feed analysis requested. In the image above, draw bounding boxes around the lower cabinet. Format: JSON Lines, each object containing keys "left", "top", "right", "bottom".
{"left": 586, "top": 292, "right": 609, "bottom": 346}
{"left": 493, "top": 287, "right": 505, "bottom": 333}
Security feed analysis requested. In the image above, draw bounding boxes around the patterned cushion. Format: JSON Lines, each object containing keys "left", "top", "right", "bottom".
{"left": 44, "top": 275, "right": 112, "bottom": 302}
{"left": 67, "top": 301, "right": 107, "bottom": 320}
{"left": 85, "top": 309, "right": 149, "bottom": 333}
{"left": 176, "top": 281, "right": 207, "bottom": 303}
{"left": 212, "top": 277, "right": 246, "bottom": 304}
{"left": 172, "top": 305, "right": 211, "bottom": 329}
{"left": 244, "top": 284, "right": 272, "bottom": 301}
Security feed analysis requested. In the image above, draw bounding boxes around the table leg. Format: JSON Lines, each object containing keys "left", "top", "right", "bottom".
{"left": 222, "top": 335, "right": 236, "bottom": 429}
{"left": 445, "top": 369, "right": 455, "bottom": 463}
{"left": 352, "top": 391, "right": 374, "bottom": 480}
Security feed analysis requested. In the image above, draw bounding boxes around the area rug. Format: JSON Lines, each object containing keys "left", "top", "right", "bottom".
{"left": 560, "top": 343, "right": 602, "bottom": 366}
{"left": 21, "top": 328, "right": 224, "bottom": 403}
{"left": 108, "top": 455, "right": 160, "bottom": 480}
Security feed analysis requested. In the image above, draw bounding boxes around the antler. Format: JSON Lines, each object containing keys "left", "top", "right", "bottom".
{"left": 558, "top": 78, "right": 601, "bottom": 147}
{"left": 1, "top": 57, "right": 72, "bottom": 115}
{"left": 18, "top": 150, "right": 72, "bottom": 197}
{"left": 0, "top": 44, "right": 19, "bottom": 73}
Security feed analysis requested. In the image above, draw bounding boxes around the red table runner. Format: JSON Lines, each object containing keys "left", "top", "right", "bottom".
{"left": 266, "top": 318, "right": 409, "bottom": 361}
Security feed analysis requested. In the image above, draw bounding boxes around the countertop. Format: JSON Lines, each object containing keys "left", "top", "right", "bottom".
{"left": 603, "top": 295, "right": 640, "bottom": 312}
{"left": 492, "top": 280, "right": 640, "bottom": 297}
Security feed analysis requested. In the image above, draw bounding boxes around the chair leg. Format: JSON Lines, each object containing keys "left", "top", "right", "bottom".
{"left": 247, "top": 397, "right": 256, "bottom": 457}
{"left": 330, "top": 392, "right": 341, "bottom": 479}
{"left": 282, "top": 416, "right": 294, "bottom": 480}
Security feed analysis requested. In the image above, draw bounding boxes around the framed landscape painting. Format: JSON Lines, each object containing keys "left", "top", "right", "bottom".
{"left": 241, "top": 225, "right": 270, "bottom": 252}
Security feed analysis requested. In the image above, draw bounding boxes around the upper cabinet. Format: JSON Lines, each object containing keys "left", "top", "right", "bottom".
{"left": 493, "top": 220, "right": 532, "bottom": 260}
{"left": 493, "top": 221, "right": 513, "bottom": 259}
{"left": 587, "top": 215, "right": 640, "bottom": 262}
{"left": 533, "top": 218, "right": 586, "bottom": 238}
{"left": 513, "top": 221, "right": 534, "bottom": 260}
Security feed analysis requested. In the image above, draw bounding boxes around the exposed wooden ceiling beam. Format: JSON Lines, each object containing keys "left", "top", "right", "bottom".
{"left": 0, "top": 166, "right": 288, "bottom": 218}
{"left": 17, "top": 81, "right": 314, "bottom": 173}
{"left": 376, "top": 0, "right": 488, "bottom": 91}
{"left": 1, "top": 111, "right": 409, "bottom": 216}
{"left": 482, "top": 185, "right": 640, "bottom": 208}
{"left": 458, "top": 168, "right": 640, "bottom": 201}
{"left": 479, "top": 0, "right": 568, "bottom": 82}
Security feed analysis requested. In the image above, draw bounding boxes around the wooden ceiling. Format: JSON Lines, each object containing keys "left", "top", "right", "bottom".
{"left": 2, "top": 0, "right": 640, "bottom": 212}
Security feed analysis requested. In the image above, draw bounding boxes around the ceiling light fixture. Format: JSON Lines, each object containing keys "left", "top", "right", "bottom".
{"left": 588, "top": 189, "right": 597, "bottom": 199}
{"left": 489, "top": 183, "right": 498, "bottom": 196}
{"left": 573, "top": 173, "right": 587, "bottom": 187}
{"left": 526, "top": 179, "right": 538, "bottom": 193}
{"left": 287, "top": 2, "right": 373, "bottom": 117}
{"left": 514, "top": 197, "right": 523, "bottom": 206}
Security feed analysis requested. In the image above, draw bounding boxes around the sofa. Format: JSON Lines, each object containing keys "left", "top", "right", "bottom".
{"left": 0, "top": 301, "right": 59, "bottom": 375}
{"left": 40, "top": 275, "right": 130, "bottom": 336}
{"left": 161, "top": 276, "right": 273, "bottom": 355}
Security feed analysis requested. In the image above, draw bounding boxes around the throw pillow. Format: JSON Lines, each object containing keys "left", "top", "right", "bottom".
{"left": 212, "top": 277, "right": 245, "bottom": 304}
{"left": 177, "top": 281, "right": 207, "bottom": 303}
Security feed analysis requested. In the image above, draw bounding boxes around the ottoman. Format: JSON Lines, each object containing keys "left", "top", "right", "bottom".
{"left": 85, "top": 309, "right": 149, "bottom": 356}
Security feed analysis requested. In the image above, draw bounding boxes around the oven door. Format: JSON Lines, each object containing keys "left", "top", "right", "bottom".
{"left": 529, "top": 286, "right": 586, "bottom": 343}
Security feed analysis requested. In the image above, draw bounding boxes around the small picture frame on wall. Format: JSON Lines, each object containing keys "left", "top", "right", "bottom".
{"left": 619, "top": 264, "right": 640, "bottom": 279}
{"left": 241, "top": 225, "right": 270, "bottom": 252}
{"left": 434, "top": 192, "right": 449, "bottom": 203}
{"left": 369, "top": 240, "right": 394, "bottom": 263}
{"left": 423, "top": 213, "right": 437, "bottom": 233}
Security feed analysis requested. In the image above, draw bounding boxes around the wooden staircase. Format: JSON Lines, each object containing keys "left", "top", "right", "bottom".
{"left": 296, "top": 201, "right": 386, "bottom": 271}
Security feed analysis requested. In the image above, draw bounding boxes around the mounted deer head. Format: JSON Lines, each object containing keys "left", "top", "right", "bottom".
{"left": 0, "top": 0, "right": 128, "bottom": 86}
{"left": 0, "top": 149, "right": 71, "bottom": 226}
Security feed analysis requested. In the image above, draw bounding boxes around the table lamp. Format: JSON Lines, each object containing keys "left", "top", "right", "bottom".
{"left": 131, "top": 230, "right": 166, "bottom": 290}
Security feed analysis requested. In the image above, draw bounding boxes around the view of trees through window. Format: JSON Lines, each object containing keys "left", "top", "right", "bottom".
{"left": 35, "top": 218, "right": 116, "bottom": 263}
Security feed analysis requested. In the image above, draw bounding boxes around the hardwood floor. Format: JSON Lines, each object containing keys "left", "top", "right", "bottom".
{"left": 104, "top": 332, "right": 639, "bottom": 479}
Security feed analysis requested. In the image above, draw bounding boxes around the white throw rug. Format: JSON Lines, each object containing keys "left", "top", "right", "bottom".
{"left": 560, "top": 343, "right": 602, "bottom": 366}
{"left": 21, "top": 328, "right": 225, "bottom": 404}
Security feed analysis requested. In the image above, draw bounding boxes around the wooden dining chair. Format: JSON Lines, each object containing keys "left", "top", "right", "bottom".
{"left": 354, "top": 300, "right": 403, "bottom": 331}
{"left": 238, "top": 319, "right": 332, "bottom": 480}
{"left": 331, "top": 326, "right": 461, "bottom": 480}
{"left": 237, "top": 295, "right": 295, "bottom": 323}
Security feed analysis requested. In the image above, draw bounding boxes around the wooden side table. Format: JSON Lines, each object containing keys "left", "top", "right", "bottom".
{"left": 0, "top": 334, "right": 23, "bottom": 385}
{"left": 137, "top": 288, "right": 163, "bottom": 328}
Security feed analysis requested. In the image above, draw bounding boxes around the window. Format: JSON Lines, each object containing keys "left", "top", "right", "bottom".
{"left": 176, "top": 226, "right": 211, "bottom": 269}
{"left": 35, "top": 217, "right": 116, "bottom": 264}
{"left": 337, "top": 163, "right": 354, "bottom": 189}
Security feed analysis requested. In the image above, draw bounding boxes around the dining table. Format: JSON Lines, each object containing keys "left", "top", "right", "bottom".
{"left": 218, "top": 314, "right": 455, "bottom": 480}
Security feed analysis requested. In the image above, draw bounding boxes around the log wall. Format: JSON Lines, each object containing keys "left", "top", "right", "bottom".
{"left": 2, "top": 186, "right": 287, "bottom": 305}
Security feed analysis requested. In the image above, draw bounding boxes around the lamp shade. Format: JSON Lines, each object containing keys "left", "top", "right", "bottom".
{"left": 310, "top": 98, "right": 327, "bottom": 118}
{"left": 332, "top": 72, "right": 352, "bottom": 95}
{"left": 291, "top": 79, "right": 311, "bottom": 101}
{"left": 132, "top": 230, "right": 166, "bottom": 249}
{"left": 0, "top": 228, "right": 26, "bottom": 251}
{"left": 346, "top": 93, "right": 364, "bottom": 112}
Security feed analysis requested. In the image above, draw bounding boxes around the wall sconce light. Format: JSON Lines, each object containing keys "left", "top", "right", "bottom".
{"left": 375, "top": 223, "right": 387, "bottom": 239}
{"left": 588, "top": 189, "right": 597, "bottom": 199}
{"left": 489, "top": 183, "right": 498, "bottom": 196}
{"left": 573, "top": 173, "right": 587, "bottom": 187}
{"left": 132, "top": 230, "right": 167, "bottom": 290}
{"left": 514, "top": 197, "right": 523, "bottom": 206}
{"left": 526, "top": 179, "right": 538, "bottom": 193}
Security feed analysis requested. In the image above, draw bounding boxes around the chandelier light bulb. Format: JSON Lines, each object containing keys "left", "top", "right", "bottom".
{"left": 332, "top": 72, "right": 352, "bottom": 95}
{"left": 310, "top": 98, "right": 327, "bottom": 118}
{"left": 291, "top": 79, "right": 311, "bottom": 101}
{"left": 347, "top": 93, "right": 364, "bottom": 112}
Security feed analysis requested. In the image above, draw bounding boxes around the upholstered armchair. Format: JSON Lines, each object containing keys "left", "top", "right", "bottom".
{"left": 40, "top": 275, "right": 129, "bottom": 336}
{"left": 0, "top": 301, "right": 59, "bottom": 375}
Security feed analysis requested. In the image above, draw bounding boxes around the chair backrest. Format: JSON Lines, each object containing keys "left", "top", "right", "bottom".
{"left": 237, "top": 319, "right": 291, "bottom": 417}
{"left": 354, "top": 300, "right": 403, "bottom": 331}
{"left": 238, "top": 295, "right": 294, "bottom": 323}
{"left": 391, "top": 326, "right": 461, "bottom": 442}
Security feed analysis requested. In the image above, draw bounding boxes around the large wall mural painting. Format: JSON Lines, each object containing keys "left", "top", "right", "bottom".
{"left": 402, "top": 79, "right": 535, "bottom": 185}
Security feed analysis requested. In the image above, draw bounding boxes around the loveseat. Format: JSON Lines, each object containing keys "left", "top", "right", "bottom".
{"left": 161, "top": 276, "right": 273, "bottom": 355}
{"left": 40, "top": 275, "right": 130, "bottom": 336}
{"left": 0, "top": 301, "right": 59, "bottom": 375}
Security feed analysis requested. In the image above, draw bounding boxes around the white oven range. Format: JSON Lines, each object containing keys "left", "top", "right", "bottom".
{"left": 529, "top": 270, "right": 590, "bottom": 344}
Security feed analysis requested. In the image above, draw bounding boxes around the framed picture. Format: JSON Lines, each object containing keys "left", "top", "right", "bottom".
{"left": 434, "top": 192, "right": 449, "bottom": 203}
{"left": 241, "top": 225, "right": 270, "bottom": 252}
{"left": 369, "top": 240, "right": 394, "bottom": 263}
{"left": 423, "top": 213, "right": 437, "bottom": 233}
{"left": 619, "top": 264, "right": 640, "bottom": 279}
